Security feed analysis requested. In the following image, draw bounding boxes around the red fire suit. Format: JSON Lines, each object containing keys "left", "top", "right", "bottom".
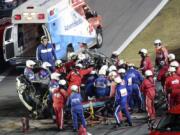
{"left": 141, "top": 77, "right": 156, "bottom": 120}
{"left": 165, "top": 74, "right": 180, "bottom": 109}
{"left": 155, "top": 46, "right": 168, "bottom": 67}
{"left": 55, "top": 60, "right": 75, "bottom": 74}
{"left": 140, "top": 56, "right": 154, "bottom": 75}
{"left": 52, "top": 88, "right": 68, "bottom": 129}
{"left": 157, "top": 65, "right": 169, "bottom": 88}
{"left": 66, "top": 67, "right": 93, "bottom": 95}
{"left": 177, "top": 66, "right": 180, "bottom": 76}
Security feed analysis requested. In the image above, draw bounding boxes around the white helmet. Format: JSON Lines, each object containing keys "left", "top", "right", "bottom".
{"left": 71, "top": 85, "right": 78, "bottom": 92}
{"left": 112, "top": 51, "right": 119, "bottom": 56}
{"left": 78, "top": 53, "right": 86, "bottom": 60}
{"left": 69, "top": 52, "right": 77, "bottom": 60}
{"left": 108, "top": 71, "right": 117, "bottom": 78}
{"left": 118, "top": 59, "right": 125, "bottom": 66}
{"left": 168, "top": 54, "right": 175, "bottom": 61}
{"left": 100, "top": 65, "right": 108, "bottom": 71}
{"left": 118, "top": 68, "right": 126, "bottom": 74}
{"left": 90, "top": 70, "right": 97, "bottom": 74}
{"left": 109, "top": 65, "right": 117, "bottom": 72}
{"left": 145, "top": 70, "right": 153, "bottom": 77}
{"left": 55, "top": 60, "right": 63, "bottom": 67}
{"left": 139, "top": 48, "right": 148, "bottom": 54}
{"left": 59, "top": 79, "right": 66, "bottom": 85}
{"left": 128, "top": 63, "right": 135, "bottom": 67}
{"left": 98, "top": 69, "right": 106, "bottom": 75}
{"left": 170, "top": 61, "right": 179, "bottom": 67}
{"left": 41, "top": 62, "right": 52, "bottom": 70}
{"left": 114, "top": 76, "right": 122, "bottom": 83}
{"left": 26, "top": 60, "right": 36, "bottom": 68}
{"left": 168, "top": 67, "right": 176, "bottom": 72}
{"left": 50, "top": 72, "right": 60, "bottom": 80}
{"left": 154, "top": 39, "right": 162, "bottom": 44}
{"left": 75, "top": 63, "right": 83, "bottom": 68}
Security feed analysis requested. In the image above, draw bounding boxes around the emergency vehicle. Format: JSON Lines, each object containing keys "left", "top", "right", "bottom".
{"left": 2, "top": 0, "right": 103, "bottom": 64}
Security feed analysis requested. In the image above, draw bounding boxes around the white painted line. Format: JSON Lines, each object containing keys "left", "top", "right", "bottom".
{"left": 114, "top": 0, "right": 169, "bottom": 55}
{"left": 0, "top": 68, "right": 12, "bottom": 82}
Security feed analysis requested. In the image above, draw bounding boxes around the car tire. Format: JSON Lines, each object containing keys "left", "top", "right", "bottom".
{"left": 96, "top": 29, "right": 103, "bottom": 48}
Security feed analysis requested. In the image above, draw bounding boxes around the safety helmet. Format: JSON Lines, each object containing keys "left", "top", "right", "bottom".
{"left": 139, "top": 48, "right": 148, "bottom": 54}
{"left": 50, "top": 72, "right": 61, "bottom": 80}
{"left": 78, "top": 53, "right": 86, "bottom": 60}
{"left": 170, "top": 61, "right": 179, "bottom": 67}
{"left": 168, "top": 67, "right": 176, "bottom": 72}
{"left": 108, "top": 71, "right": 117, "bottom": 78}
{"left": 118, "top": 68, "right": 126, "bottom": 74}
{"left": 100, "top": 65, "right": 109, "bottom": 71}
{"left": 168, "top": 54, "right": 176, "bottom": 62}
{"left": 59, "top": 79, "right": 66, "bottom": 86}
{"left": 90, "top": 70, "right": 97, "bottom": 74}
{"left": 98, "top": 69, "right": 106, "bottom": 75}
{"left": 75, "top": 63, "right": 83, "bottom": 68}
{"left": 26, "top": 60, "right": 36, "bottom": 68}
{"left": 55, "top": 60, "right": 63, "bottom": 67}
{"left": 145, "top": 70, "right": 153, "bottom": 77}
{"left": 154, "top": 39, "right": 162, "bottom": 45}
{"left": 71, "top": 85, "right": 78, "bottom": 92}
{"left": 114, "top": 76, "right": 122, "bottom": 84}
{"left": 109, "top": 65, "right": 117, "bottom": 72}
{"left": 112, "top": 51, "right": 119, "bottom": 56}
{"left": 41, "top": 62, "right": 52, "bottom": 70}
{"left": 69, "top": 52, "right": 77, "bottom": 60}
{"left": 127, "top": 63, "right": 135, "bottom": 67}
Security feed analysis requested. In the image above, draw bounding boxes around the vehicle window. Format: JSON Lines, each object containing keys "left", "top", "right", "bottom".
{"left": 156, "top": 114, "right": 180, "bottom": 131}
{"left": 5, "top": 28, "right": 12, "bottom": 41}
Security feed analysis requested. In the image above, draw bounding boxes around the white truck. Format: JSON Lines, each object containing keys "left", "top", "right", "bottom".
{"left": 3, "top": 0, "right": 103, "bottom": 64}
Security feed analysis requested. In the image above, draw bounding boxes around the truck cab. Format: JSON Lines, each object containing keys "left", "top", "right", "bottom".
{"left": 3, "top": 0, "right": 103, "bottom": 65}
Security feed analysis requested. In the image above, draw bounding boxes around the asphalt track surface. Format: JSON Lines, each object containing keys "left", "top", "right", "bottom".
{"left": 0, "top": 0, "right": 166, "bottom": 134}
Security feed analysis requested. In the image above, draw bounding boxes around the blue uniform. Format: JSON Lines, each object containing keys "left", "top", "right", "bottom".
{"left": 85, "top": 74, "right": 97, "bottom": 97}
{"left": 123, "top": 74, "right": 133, "bottom": 109}
{"left": 94, "top": 75, "right": 110, "bottom": 98}
{"left": 39, "top": 69, "right": 50, "bottom": 80}
{"left": 24, "top": 67, "right": 36, "bottom": 81}
{"left": 126, "top": 68, "right": 144, "bottom": 110}
{"left": 115, "top": 84, "right": 132, "bottom": 125}
{"left": 68, "top": 93, "right": 86, "bottom": 130}
{"left": 36, "top": 43, "right": 57, "bottom": 67}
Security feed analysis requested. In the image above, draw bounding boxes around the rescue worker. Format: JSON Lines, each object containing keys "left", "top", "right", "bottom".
{"left": 154, "top": 39, "right": 168, "bottom": 69}
{"left": 170, "top": 61, "right": 180, "bottom": 76}
{"left": 126, "top": 63, "right": 144, "bottom": 112}
{"left": 118, "top": 67, "right": 133, "bottom": 111}
{"left": 39, "top": 62, "right": 51, "bottom": 80}
{"left": 94, "top": 69, "right": 110, "bottom": 98}
{"left": 114, "top": 76, "right": 132, "bottom": 127}
{"left": 108, "top": 71, "right": 118, "bottom": 97}
{"left": 49, "top": 72, "right": 61, "bottom": 121}
{"left": 165, "top": 67, "right": 180, "bottom": 109}
{"left": 36, "top": 36, "right": 57, "bottom": 70}
{"left": 140, "top": 70, "right": 156, "bottom": 121}
{"left": 111, "top": 51, "right": 119, "bottom": 66}
{"left": 139, "top": 48, "right": 154, "bottom": 75}
{"left": 67, "top": 85, "right": 86, "bottom": 132}
{"left": 85, "top": 70, "right": 98, "bottom": 97}
{"left": 55, "top": 59, "right": 75, "bottom": 77}
{"left": 24, "top": 60, "right": 36, "bottom": 81}
{"left": 66, "top": 63, "right": 93, "bottom": 95}
{"left": 52, "top": 79, "right": 68, "bottom": 131}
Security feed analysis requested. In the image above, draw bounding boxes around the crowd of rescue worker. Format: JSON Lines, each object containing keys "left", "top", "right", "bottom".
{"left": 23, "top": 35, "right": 180, "bottom": 132}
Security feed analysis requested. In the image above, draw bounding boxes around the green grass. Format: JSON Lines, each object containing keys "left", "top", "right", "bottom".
{"left": 119, "top": 0, "right": 180, "bottom": 67}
